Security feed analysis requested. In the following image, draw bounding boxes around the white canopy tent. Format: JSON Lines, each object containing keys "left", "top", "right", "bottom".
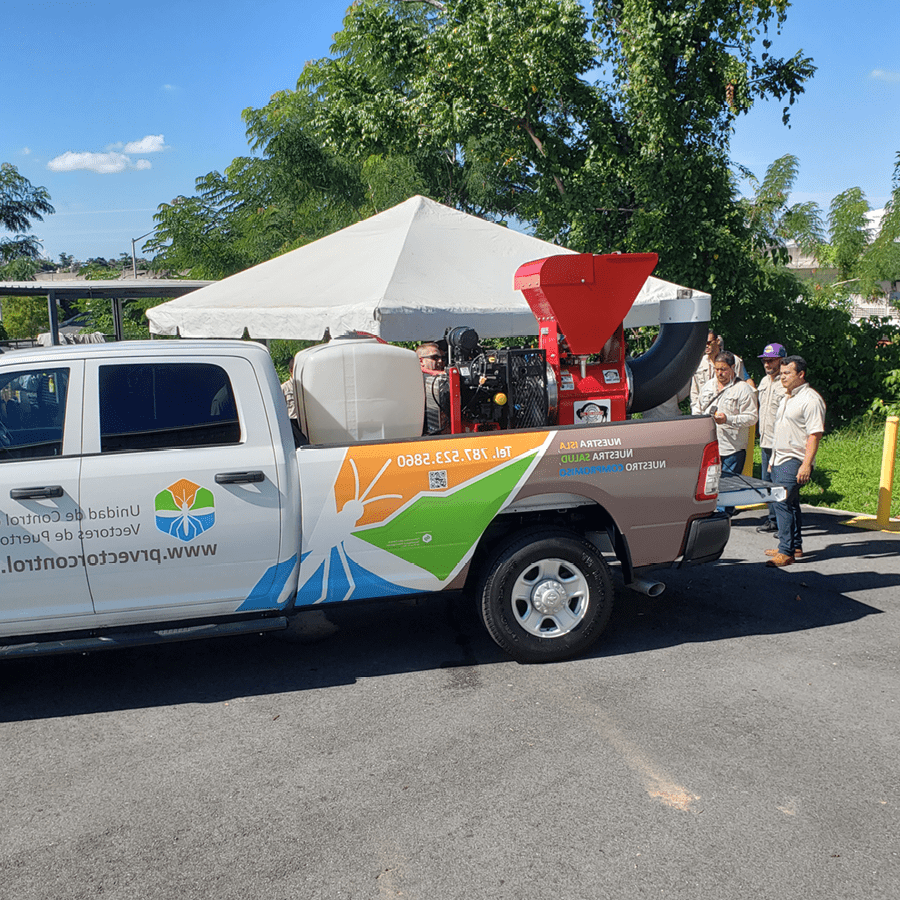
{"left": 146, "top": 196, "right": 709, "bottom": 341}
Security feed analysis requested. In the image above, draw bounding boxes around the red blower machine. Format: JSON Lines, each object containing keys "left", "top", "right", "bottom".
{"left": 426, "top": 252, "right": 707, "bottom": 435}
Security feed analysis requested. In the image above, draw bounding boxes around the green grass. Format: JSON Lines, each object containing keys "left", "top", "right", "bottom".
{"left": 750, "top": 418, "right": 900, "bottom": 518}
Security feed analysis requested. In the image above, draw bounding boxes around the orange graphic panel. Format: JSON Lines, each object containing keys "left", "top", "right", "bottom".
{"left": 333, "top": 432, "right": 550, "bottom": 528}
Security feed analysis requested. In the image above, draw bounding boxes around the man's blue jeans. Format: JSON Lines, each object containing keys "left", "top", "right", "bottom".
{"left": 719, "top": 449, "right": 746, "bottom": 515}
{"left": 772, "top": 457, "right": 803, "bottom": 556}
{"left": 760, "top": 446, "right": 775, "bottom": 524}
{"left": 721, "top": 449, "right": 746, "bottom": 477}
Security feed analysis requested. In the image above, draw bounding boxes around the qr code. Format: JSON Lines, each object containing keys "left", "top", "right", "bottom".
{"left": 428, "top": 470, "right": 448, "bottom": 490}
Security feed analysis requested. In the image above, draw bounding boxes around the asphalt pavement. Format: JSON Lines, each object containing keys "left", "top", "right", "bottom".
{"left": 1, "top": 506, "right": 898, "bottom": 900}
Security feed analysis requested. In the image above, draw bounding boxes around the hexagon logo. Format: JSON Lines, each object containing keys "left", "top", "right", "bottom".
{"left": 155, "top": 478, "right": 216, "bottom": 542}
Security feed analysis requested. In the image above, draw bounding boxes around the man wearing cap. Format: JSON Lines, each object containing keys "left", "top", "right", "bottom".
{"left": 766, "top": 356, "right": 826, "bottom": 568}
{"left": 755, "top": 342, "right": 788, "bottom": 533}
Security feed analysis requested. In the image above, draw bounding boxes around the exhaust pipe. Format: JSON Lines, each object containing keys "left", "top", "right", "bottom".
{"left": 627, "top": 294, "right": 711, "bottom": 413}
{"left": 630, "top": 577, "right": 666, "bottom": 597}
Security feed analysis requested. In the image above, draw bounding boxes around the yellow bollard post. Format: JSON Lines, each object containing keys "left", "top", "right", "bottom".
{"left": 742, "top": 423, "right": 756, "bottom": 477}
{"left": 876, "top": 416, "right": 899, "bottom": 527}
{"left": 843, "top": 415, "right": 900, "bottom": 532}
{"left": 737, "top": 423, "right": 765, "bottom": 510}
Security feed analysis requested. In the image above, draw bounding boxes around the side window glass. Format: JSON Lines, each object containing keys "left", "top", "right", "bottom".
{"left": 99, "top": 363, "right": 241, "bottom": 453}
{"left": 0, "top": 367, "right": 69, "bottom": 462}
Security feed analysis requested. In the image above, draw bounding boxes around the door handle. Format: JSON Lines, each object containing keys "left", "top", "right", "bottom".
{"left": 215, "top": 471, "right": 265, "bottom": 484}
{"left": 10, "top": 485, "right": 65, "bottom": 500}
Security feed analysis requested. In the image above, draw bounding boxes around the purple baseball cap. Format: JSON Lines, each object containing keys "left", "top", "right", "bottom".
{"left": 758, "top": 343, "right": 786, "bottom": 358}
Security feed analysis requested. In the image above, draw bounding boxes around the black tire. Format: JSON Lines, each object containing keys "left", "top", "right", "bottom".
{"left": 478, "top": 528, "right": 613, "bottom": 663}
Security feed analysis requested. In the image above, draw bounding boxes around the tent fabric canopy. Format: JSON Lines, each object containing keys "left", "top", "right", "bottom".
{"left": 146, "top": 196, "right": 709, "bottom": 341}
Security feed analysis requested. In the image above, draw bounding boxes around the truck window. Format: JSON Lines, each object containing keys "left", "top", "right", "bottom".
{"left": 0, "top": 367, "right": 69, "bottom": 462}
{"left": 98, "top": 363, "right": 241, "bottom": 452}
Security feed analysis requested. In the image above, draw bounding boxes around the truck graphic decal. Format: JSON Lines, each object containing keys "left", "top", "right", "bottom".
{"left": 296, "top": 432, "right": 552, "bottom": 605}
{"left": 238, "top": 553, "right": 298, "bottom": 611}
{"left": 353, "top": 453, "right": 536, "bottom": 580}
{"left": 154, "top": 478, "right": 216, "bottom": 542}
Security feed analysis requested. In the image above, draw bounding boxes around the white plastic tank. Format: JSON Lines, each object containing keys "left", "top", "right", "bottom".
{"left": 293, "top": 336, "right": 425, "bottom": 444}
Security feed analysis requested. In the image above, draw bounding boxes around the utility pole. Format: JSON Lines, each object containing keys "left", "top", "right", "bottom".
{"left": 131, "top": 230, "right": 155, "bottom": 278}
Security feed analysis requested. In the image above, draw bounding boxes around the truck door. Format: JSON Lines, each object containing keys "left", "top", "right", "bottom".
{"left": 0, "top": 361, "right": 94, "bottom": 624}
{"left": 78, "top": 355, "right": 282, "bottom": 616}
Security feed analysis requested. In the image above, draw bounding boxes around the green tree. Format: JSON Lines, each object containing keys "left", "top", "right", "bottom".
{"left": 0, "top": 162, "right": 54, "bottom": 263}
{"left": 74, "top": 296, "right": 163, "bottom": 340}
{"left": 819, "top": 187, "right": 871, "bottom": 283}
{"left": 0, "top": 256, "right": 40, "bottom": 281}
{"left": 859, "top": 152, "right": 900, "bottom": 298}
{"left": 0, "top": 296, "right": 50, "bottom": 339}
{"left": 739, "top": 154, "right": 824, "bottom": 264}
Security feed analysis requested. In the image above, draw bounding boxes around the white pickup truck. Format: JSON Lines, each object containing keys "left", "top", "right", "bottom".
{"left": 0, "top": 336, "right": 736, "bottom": 663}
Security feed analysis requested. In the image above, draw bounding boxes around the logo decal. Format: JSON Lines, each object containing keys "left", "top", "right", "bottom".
{"left": 155, "top": 478, "right": 216, "bottom": 542}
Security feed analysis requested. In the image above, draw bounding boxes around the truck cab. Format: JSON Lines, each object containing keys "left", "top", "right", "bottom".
{"left": 1, "top": 341, "right": 299, "bottom": 638}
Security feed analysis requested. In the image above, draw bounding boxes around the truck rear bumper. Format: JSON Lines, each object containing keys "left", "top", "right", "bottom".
{"left": 679, "top": 511, "right": 730, "bottom": 567}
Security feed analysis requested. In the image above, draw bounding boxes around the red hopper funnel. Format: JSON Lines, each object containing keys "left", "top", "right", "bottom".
{"left": 514, "top": 253, "right": 658, "bottom": 355}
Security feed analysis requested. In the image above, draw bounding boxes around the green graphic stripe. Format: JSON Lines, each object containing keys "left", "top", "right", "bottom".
{"left": 353, "top": 453, "right": 536, "bottom": 580}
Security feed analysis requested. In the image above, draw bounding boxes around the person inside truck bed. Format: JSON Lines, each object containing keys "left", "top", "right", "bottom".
{"left": 418, "top": 342, "right": 450, "bottom": 434}
{"left": 416, "top": 342, "right": 445, "bottom": 372}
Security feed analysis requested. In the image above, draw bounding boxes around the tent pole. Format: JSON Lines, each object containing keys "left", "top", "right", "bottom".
{"left": 111, "top": 298, "right": 124, "bottom": 341}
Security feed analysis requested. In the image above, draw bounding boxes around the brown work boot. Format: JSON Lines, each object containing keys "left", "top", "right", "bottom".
{"left": 765, "top": 548, "right": 803, "bottom": 558}
{"left": 766, "top": 552, "right": 794, "bottom": 568}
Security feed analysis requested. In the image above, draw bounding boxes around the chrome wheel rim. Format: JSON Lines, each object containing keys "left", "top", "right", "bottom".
{"left": 511, "top": 557, "right": 590, "bottom": 637}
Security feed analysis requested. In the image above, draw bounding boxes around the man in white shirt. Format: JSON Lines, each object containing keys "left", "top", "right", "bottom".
{"left": 755, "top": 342, "right": 788, "bottom": 533}
{"left": 695, "top": 351, "right": 758, "bottom": 477}
{"left": 690, "top": 332, "right": 748, "bottom": 414}
{"left": 765, "top": 356, "right": 826, "bottom": 568}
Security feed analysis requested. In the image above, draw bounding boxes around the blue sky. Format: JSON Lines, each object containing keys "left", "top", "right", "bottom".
{"left": 2, "top": 0, "right": 897, "bottom": 263}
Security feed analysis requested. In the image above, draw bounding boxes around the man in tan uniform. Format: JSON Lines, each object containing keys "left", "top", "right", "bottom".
{"left": 690, "top": 332, "right": 748, "bottom": 414}
{"left": 766, "top": 356, "right": 826, "bottom": 568}
{"left": 695, "top": 351, "right": 758, "bottom": 476}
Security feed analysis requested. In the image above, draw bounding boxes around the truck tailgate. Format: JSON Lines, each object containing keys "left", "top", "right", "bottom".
{"left": 718, "top": 474, "right": 786, "bottom": 507}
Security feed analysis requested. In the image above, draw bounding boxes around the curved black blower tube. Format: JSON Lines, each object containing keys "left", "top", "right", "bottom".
{"left": 627, "top": 321, "right": 709, "bottom": 413}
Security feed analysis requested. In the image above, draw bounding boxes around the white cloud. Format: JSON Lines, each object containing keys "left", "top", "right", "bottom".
{"left": 20, "top": 147, "right": 31, "bottom": 155}
{"left": 46, "top": 135, "right": 167, "bottom": 174}
{"left": 871, "top": 69, "right": 900, "bottom": 83}
{"left": 48, "top": 151, "right": 131, "bottom": 174}
{"left": 122, "top": 134, "right": 167, "bottom": 154}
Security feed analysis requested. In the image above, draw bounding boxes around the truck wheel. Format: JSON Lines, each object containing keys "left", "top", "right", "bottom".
{"left": 479, "top": 529, "right": 613, "bottom": 663}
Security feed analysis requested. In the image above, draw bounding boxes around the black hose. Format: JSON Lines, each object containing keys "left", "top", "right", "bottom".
{"left": 627, "top": 321, "right": 708, "bottom": 413}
